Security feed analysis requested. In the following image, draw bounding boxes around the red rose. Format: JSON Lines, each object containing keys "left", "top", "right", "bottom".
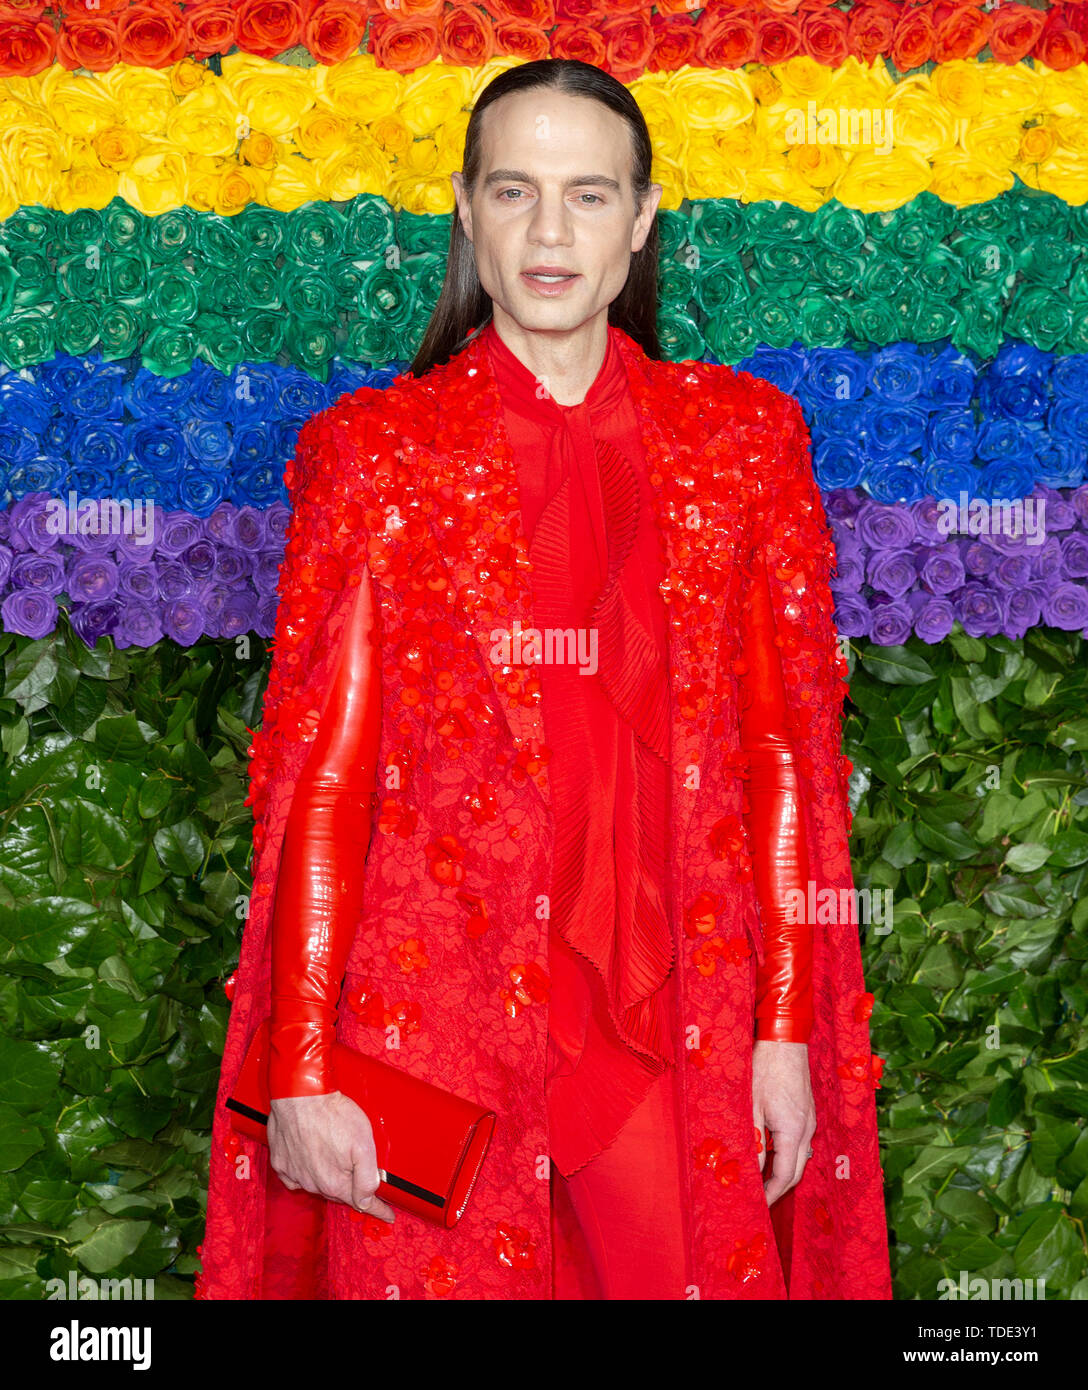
{"left": 933, "top": 3, "right": 992, "bottom": 62}
{"left": 755, "top": 13, "right": 804, "bottom": 66}
{"left": 847, "top": 0, "right": 898, "bottom": 66}
{"left": 648, "top": 14, "right": 698, "bottom": 72}
{"left": 601, "top": 13, "right": 656, "bottom": 81}
{"left": 116, "top": 1, "right": 190, "bottom": 67}
{"left": 889, "top": 7, "right": 935, "bottom": 70}
{"left": 365, "top": 15, "right": 440, "bottom": 71}
{"left": 802, "top": 7, "right": 850, "bottom": 67}
{"left": 1035, "top": 12, "right": 1086, "bottom": 70}
{"left": 186, "top": 1, "right": 237, "bottom": 60}
{"left": 56, "top": 17, "right": 118, "bottom": 73}
{"left": 494, "top": 20, "right": 550, "bottom": 62}
{"left": 697, "top": 11, "right": 757, "bottom": 68}
{"left": 439, "top": 4, "right": 496, "bottom": 66}
{"left": 0, "top": 17, "right": 55, "bottom": 77}
{"left": 234, "top": 0, "right": 304, "bottom": 59}
{"left": 987, "top": 3, "right": 1046, "bottom": 63}
{"left": 550, "top": 21, "right": 608, "bottom": 66}
{"left": 305, "top": 1, "right": 368, "bottom": 64}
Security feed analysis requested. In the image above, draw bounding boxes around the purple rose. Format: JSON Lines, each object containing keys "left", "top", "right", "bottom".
{"left": 158, "top": 511, "right": 205, "bottom": 558}
{"left": 991, "top": 553, "right": 1032, "bottom": 592}
{"left": 155, "top": 558, "right": 200, "bottom": 601}
{"left": 869, "top": 597, "right": 913, "bottom": 645}
{"left": 1060, "top": 532, "right": 1088, "bottom": 578}
{"left": 855, "top": 500, "right": 917, "bottom": 549}
{"left": 10, "top": 550, "right": 66, "bottom": 595}
{"left": 216, "top": 592, "right": 260, "bottom": 640}
{"left": 961, "top": 540, "right": 994, "bottom": 578}
{"left": 918, "top": 545, "right": 965, "bottom": 595}
{"left": 67, "top": 551, "right": 120, "bottom": 603}
{"left": 114, "top": 601, "right": 164, "bottom": 649}
{"left": 256, "top": 594, "right": 280, "bottom": 636}
{"left": 181, "top": 539, "right": 217, "bottom": 581}
{"left": 955, "top": 583, "right": 1004, "bottom": 637}
{"left": 908, "top": 590, "right": 956, "bottom": 643}
{"left": 831, "top": 593, "right": 870, "bottom": 639}
{"left": 1003, "top": 586, "right": 1043, "bottom": 641}
{"left": 2, "top": 587, "right": 57, "bottom": 638}
{"left": 114, "top": 504, "right": 161, "bottom": 561}
{"left": 910, "top": 496, "right": 947, "bottom": 543}
{"left": 253, "top": 551, "right": 286, "bottom": 596}
{"left": 71, "top": 600, "right": 122, "bottom": 648}
{"left": 118, "top": 562, "right": 159, "bottom": 602}
{"left": 867, "top": 548, "right": 918, "bottom": 597}
{"left": 1042, "top": 582, "right": 1088, "bottom": 631}
{"left": 162, "top": 595, "right": 208, "bottom": 645}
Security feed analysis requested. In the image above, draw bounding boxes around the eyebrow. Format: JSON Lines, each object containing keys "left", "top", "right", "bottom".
{"left": 483, "top": 169, "right": 623, "bottom": 193}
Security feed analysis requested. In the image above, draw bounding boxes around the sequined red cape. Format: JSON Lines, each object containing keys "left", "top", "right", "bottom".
{"left": 198, "top": 325, "right": 892, "bottom": 1300}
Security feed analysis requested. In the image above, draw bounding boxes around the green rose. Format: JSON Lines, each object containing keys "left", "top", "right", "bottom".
{"left": 812, "top": 247, "right": 867, "bottom": 292}
{"left": 1018, "top": 235, "right": 1074, "bottom": 289}
{"left": 656, "top": 310, "right": 705, "bottom": 365}
{"left": 398, "top": 208, "right": 448, "bottom": 257}
{"left": 282, "top": 265, "right": 338, "bottom": 322}
{"left": 689, "top": 199, "right": 748, "bottom": 257}
{"left": 97, "top": 302, "right": 140, "bottom": 360}
{"left": 149, "top": 270, "right": 200, "bottom": 326}
{"left": 657, "top": 208, "right": 693, "bottom": 264}
{"left": 1005, "top": 285, "right": 1072, "bottom": 352}
{"left": 848, "top": 298, "right": 900, "bottom": 346}
{"left": 241, "top": 309, "right": 286, "bottom": 360}
{"left": 797, "top": 290, "right": 846, "bottom": 347}
{"left": 236, "top": 204, "right": 285, "bottom": 259}
{"left": 147, "top": 207, "right": 194, "bottom": 262}
{"left": 287, "top": 203, "right": 347, "bottom": 265}
{"left": 55, "top": 302, "right": 100, "bottom": 357}
{"left": 702, "top": 311, "right": 755, "bottom": 365}
{"left": 195, "top": 314, "right": 246, "bottom": 376}
{"left": 811, "top": 202, "right": 867, "bottom": 254}
{"left": 357, "top": 262, "right": 416, "bottom": 329}
{"left": 286, "top": 317, "right": 337, "bottom": 376}
{"left": 952, "top": 292, "right": 1003, "bottom": 359}
{"left": 346, "top": 318, "right": 403, "bottom": 368}
{"left": 0, "top": 311, "right": 54, "bottom": 368}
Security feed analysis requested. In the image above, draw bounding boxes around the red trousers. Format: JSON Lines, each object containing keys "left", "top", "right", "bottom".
{"left": 549, "top": 1061, "right": 691, "bottom": 1300}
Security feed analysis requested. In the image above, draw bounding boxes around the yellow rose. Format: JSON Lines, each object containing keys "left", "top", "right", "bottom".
{"left": 786, "top": 141, "right": 847, "bottom": 189}
{"left": 668, "top": 70, "right": 754, "bottom": 131}
{"left": 930, "top": 62, "right": 985, "bottom": 119}
{"left": 221, "top": 52, "right": 315, "bottom": 138}
{"left": 264, "top": 157, "right": 326, "bottom": 213}
{"left": 0, "top": 125, "right": 64, "bottom": 208}
{"left": 319, "top": 139, "right": 391, "bottom": 203}
{"left": 435, "top": 111, "right": 470, "bottom": 168}
{"left": 215, "top": 164, "right": 268, "bottom": 217}
{"left": 93, "top": 125, "right": 141, "bottom": 171}
{"left": 399, "top": 65, "right": 475, "bottom": 140}
{"left": 981, "top": 61, "right": 1042, "bottom": 119}
{"left": 1018, "top": 124, "right": 1057, "bottom": 165}
{"left": 371, "top": 114, "right": 413, "bottom": 158}
{"left": 748, "top": 161, "right": 824, "bottom": 212}
{"left": 926, "top": 152, "right": 1013, "bottom": 207}
{"left": 748, "top": 70, "right": 783, "bottom": 110}
{"left": 629, "top": 77, "right": 686, "bottom": 157}
{"left": 1026, "top": 150, "right": 1088, "bottom": 203}
{"left": 103, "top": 68, "right": 177, "bottom": 139}
{"left": 887, "top": 78, "right": 957, "bottom": 158}
{"left": 1037, "top": 63, "right": 1088, "bottom": 119}
{"left": 166, "top": 85, "right": 243, "bottom": 159}
{"left": 240, "top": 130, "right": 278, "bottom": 168}
{"left": 180, "top": 154, "right": 222, "bottom": 215}
{"left": 296, "top": 108, "right": 351, "bottom": 160}
{"left": 831, "top": 147, "right": 933, "bottom": 212}
{"left": 774, "top": 55, "right": 832, "bottom": 105}
{"left": 117, "top": 148, "right": 189, "bottom": 216}
{"left": 36, "top": 66, "right": 119, "bottom": 138}
{"left": 648, "top": 151, "right": 686, "bottom": 212}
{"left": 962, "top": 117, "right": 1025, "bottom": 170}
{"left": 1052, "top": 115, "right": 1088, "bottom": 156}
{"left": 716, "top": 124, "right": 768, "bottom": 171}
{"left": 319, "top": 53, "right": 404, "bottom": 125}
{"left": 824, "top": 56, "right": 894, "bottom": 110}
{"left": 170, "top": 58, "right": 209, "bottom": 98}
{"left": 390, "top": 169, "right": 458, "bottom": 217}
{"left": 685, "top": 129, "right": 746, "bottom": 200}
{"left": 58, "top": 158, "right": 117, "bottom": 215}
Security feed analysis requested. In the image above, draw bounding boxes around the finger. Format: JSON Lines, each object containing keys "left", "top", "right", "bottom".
{"left": 753, "top": 1112, "right": 766, "bottom": 1174}
{"left": 763, "top": 1130, "right": 801, "bottom": 1205}
{"left": 355, "top": 1190, "right": 396, "bottom": 1224}
{"left": 791, "top": 1130, "right": 815, "bottom": 1191}
{"left": 350, "top": 1155, "right": 385, "bottom": 1214}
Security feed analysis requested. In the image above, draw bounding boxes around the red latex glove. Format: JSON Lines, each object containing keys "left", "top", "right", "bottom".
{"left": 738, "top": 557, "right": 814, "bottom": 1044}
{"left": 267, "top": 571, "right": 382, "bottom": 1099}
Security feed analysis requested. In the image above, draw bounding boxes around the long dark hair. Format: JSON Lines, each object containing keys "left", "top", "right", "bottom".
{"left": 409, "top": 58, "right": 661, "bottom": 377}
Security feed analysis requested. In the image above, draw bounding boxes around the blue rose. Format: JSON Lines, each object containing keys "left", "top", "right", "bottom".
{"left": 804, "top": 350, "right": 869, "bottom": 407}
{"left": 867, "top": 344, "right": 926, "bottom": 403}
{"left": 927, "top": 407, "right": 977, "bottom": 464}
{"left": 865, "top": 458, "right": 927, "bottom": 503}
{"left": 866, "top": 404, "right": 928, "bottom": 460}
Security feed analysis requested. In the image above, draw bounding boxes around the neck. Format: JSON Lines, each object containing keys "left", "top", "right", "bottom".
{"left": 489, "top": 308, "right": 609, "bottom": 406}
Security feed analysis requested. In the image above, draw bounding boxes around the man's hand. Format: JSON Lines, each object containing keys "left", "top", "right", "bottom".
{"left": 267, "top": 1092, "right": 396, "bottom": 1222}
{"left": 752, "top": 1039, "right": 816, "bottom": 1206}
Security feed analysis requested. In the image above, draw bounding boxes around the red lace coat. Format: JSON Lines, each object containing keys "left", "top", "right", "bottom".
{"left": 198, "top": 325, "right": 892, "bottom": 1300}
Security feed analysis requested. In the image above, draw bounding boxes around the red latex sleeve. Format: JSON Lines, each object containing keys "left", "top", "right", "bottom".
{"left": 267, "top": 570, "right": 382, "bottom": 1099}
{"left": 738, "top": 557, "right": 814, "bottom": 1044}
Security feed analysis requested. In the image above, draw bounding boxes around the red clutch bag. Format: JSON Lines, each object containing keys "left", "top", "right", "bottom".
{"left": 225, "top": 1019, "right": 497, "bottom": 1228}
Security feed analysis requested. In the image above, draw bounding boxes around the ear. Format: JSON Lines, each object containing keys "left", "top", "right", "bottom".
{"left": 450, "top": 171, "right": 474, "bottom": 245}
{"left": 631, "top": 182, "right": 664, "bottom": 254}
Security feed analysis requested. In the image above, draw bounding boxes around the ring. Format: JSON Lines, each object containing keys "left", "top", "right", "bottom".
{"left": 806, "top": 1147, "right": 813, "bottom": 1158}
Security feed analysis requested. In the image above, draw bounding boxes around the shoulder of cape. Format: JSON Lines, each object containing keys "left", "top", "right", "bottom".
{"left": 638, "top": 352, "right": 806, "bottom": 491}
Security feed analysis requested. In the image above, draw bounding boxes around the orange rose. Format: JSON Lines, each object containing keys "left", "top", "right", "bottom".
{"left": 0, "top": 17, "right": 56, "bottom": 76}
{"left": 889, "top": 8, "right": 934, "bottom": 71}
{"left": 57, "top": 16, "right": 123, "bottom": 72}
{"left": 186, "top": 1, "right": 237, "bottom": 60}
{"left": 235, "top": 0, "right": 304, "bottom": 60}
{"left": 1035, "top": 13, "right": 1086, "bottom": 71}
{"left": 801, "top": 8, "right": 849, "bottom": 67}
{"left": 304, "top": 0, "right": 367, "bottom": 63}
{"left": 601, "top": 13, "right": 655, "bottom": 80}
{"left": 550, "top": 21, "right": 608, "bottom": 66}
{"left": 368, "top": 15, "right": 441, "bottom": 71}
{"left": 988, "top": 3, "right": 1046, "bottom": 64}
{"left": 440, "top": 4, "right": 496, "bottom": 65}
{"left": 933, "top": 4, "right": 991, "bottom": 63}
{"left": 491, "top": 0, "right": 559, "bottom": 25}
{"left": 846, "top": 0, "right": 897, "bottom": 66}
{"left": 648, "top": 14, "right": 698, "bottom": 72}
{"left": 117, "top": 2, "right": 189, "bottom": 68}
{"left": 754, "top": 13, "right": 803, "bottom": 66}
{"left": 494, "top": 19, "right": 550, "bottom": 61}
{"left": 697, "top": 11, "right": 756, "bottom": 68}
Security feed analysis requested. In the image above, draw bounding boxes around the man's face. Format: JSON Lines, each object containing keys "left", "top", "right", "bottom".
{"left": 450, "top": 89, "right": 662, "bottom": 338}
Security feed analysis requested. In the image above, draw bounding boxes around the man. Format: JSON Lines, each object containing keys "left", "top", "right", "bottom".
{"left": 199, "top": 58, "right": 890, "bottom": 1300}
